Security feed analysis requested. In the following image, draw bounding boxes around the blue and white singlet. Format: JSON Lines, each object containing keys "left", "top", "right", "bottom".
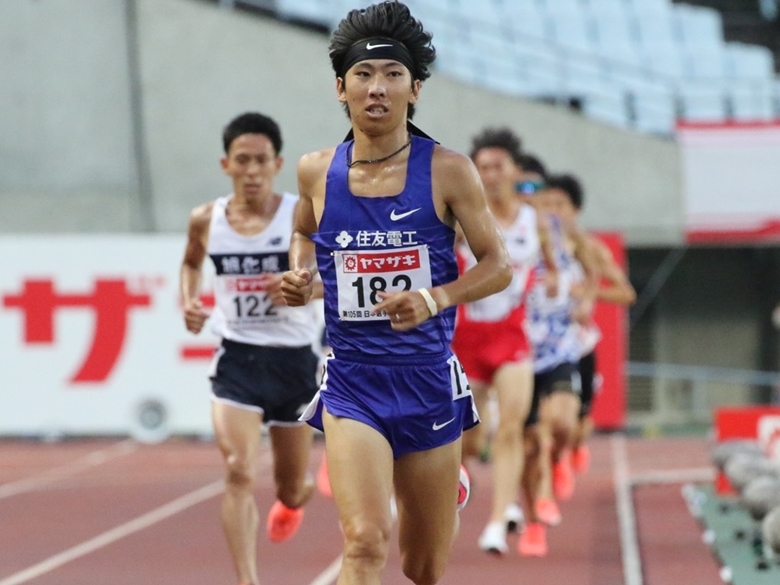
{"left": 312, "top": 135, "right": 458, "bottom": 360}
{"left": 525, "top": 215, "right": 581, "bottom": 373}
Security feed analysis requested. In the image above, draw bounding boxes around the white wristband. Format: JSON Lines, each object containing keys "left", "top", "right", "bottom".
{"left": 418, "top": 288, "right": 438, "bottom": 317}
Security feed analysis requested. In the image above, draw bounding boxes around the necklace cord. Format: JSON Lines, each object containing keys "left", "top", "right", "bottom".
{"left": 347, "top": 134, "right": 412, "bottom": 168}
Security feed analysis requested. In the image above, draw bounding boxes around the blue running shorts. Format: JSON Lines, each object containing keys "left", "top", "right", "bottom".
{"left": 299, "top": 350, "right": 479, "bottom": 459}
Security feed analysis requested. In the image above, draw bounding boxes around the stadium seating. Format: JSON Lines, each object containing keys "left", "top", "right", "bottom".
{"left": 275, "top": 0, "right": 334, "bottom": 27}
{"left": 674, "top": 4, "right": 724, "bottom": 53}
{"left": 725, "top": 42, "right": 776, "bottom": 79}
{"left": 729, "top": 81, "right": 776, "bottom": 121}
{"left": 272, "top": 0, "right": 780, "bottom": 134}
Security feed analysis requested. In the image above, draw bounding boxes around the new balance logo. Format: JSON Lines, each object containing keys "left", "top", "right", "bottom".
{"left": 390, "top": 208, "right": 421, "bottom": 221}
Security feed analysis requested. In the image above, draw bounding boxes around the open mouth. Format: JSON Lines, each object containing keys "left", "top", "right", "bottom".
{"left": 365, "top": 104, "right": 389, "bottom": 118}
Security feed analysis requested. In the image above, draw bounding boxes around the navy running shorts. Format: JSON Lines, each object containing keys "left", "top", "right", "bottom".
{"left": 525, "top": 361, "right": 581, "bottom": 427}
{"left": 578, "top": 351, "right": 597, "bottom": 418}
{"left": 209, "top": 338, "right": 319, "bottom": 425}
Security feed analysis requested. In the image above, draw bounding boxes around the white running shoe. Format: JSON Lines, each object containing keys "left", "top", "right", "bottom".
{"left": 478, "top": 522, "right": 508, "bottom": 556}
{"left": 504, "top": 502, "right": 525, "bottom": 533}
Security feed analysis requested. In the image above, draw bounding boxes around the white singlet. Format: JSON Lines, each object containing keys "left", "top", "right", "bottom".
{"left": 207, "top": 193, "right": 317, "bottom": 347}
{"left": 458, "top": 204, "right": 540, "bottom": 323}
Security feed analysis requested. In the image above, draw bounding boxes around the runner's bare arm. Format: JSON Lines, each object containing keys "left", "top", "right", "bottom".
{"left": 592, "top": 238, "right": 636, "bottom": 306}
{"left": 433, "top": 147, "right": 512, "bottom": 309}
{"left": 570, "top": 225, "right": 600, "bottom": 324}
{"left": 180, "top": 203, "right": 212, "bottom": 334}
{"left": 282, "top": 151, "right": 330, "bottom": 306}
{"left": 537, "top": 210, "right": 559, "bottom": 297}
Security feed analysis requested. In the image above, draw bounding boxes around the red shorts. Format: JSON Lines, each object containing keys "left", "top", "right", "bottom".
{"left": 451, "top": 320, "right": 531, "bottom": 385}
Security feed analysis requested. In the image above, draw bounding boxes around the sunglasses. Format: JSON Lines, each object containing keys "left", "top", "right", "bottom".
{"left": 515, "top": 180, "right": 545, "bottom": 195}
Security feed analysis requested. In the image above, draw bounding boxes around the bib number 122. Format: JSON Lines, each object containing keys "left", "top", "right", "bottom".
{"left": 232, "top": 294, "right": 277, "bottom": 318}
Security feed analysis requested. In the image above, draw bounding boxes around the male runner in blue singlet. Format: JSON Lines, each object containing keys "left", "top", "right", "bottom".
{"left": 280, "top": 3, "right": 511, "bottom": 584}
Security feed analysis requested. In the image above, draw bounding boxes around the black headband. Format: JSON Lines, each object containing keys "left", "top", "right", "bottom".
{"left": 338, "top": 37, "right": 416, "bottom": 79}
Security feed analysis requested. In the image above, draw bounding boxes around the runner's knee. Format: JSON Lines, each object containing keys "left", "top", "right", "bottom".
{"left": 401, "top": 553, "right": 447, "bottom": 585}
{"left": 536, "top": 430, "right": 553, "bottom": 456}
{"left": 342, "top": 519, "right": 391, "bottom": 570}
{"left": 223, "top": 453, "right": 255, "bottom": 490}
{"left": 493, "top": 420, "right": 523, "bottom": 445}
{"left": 275, "top": 475, "right": 312, "bottom": 508}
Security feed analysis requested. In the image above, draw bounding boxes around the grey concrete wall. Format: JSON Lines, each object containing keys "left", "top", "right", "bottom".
{"left": 0, "top": 0, "right": 685, "bottom": 244}
{"left": 0, "top": 0, "right": 135, "bottom": 231}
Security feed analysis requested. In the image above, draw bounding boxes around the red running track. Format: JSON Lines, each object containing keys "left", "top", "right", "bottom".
{"left": 0, "top": 434, "right": 723, "bottom": 585}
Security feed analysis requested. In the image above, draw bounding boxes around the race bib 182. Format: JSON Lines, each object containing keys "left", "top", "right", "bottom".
{"left": 334, "top": 245, "right": 432, "bottom": 321}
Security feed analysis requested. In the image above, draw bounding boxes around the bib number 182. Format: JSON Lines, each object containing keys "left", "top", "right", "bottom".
{"left": 350, "top": 275, "right": 412, "bottom": 308}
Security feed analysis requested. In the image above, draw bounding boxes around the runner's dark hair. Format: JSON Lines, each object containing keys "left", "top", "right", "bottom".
{"left": 329, "top": 1, "right": 435, "bottom": 120}
{"left": 222, "top": 112, "right": 282, "bottom": 155}
{"left": 469, "top": 127, "right": 523, "bottom": 166}
{"left": 546, "top": 173, "right": 584, "bottom": 210}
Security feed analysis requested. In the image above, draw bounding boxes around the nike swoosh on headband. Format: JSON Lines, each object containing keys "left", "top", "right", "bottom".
{"left": 366, "top": 42, "right": 393, "bottom": 50}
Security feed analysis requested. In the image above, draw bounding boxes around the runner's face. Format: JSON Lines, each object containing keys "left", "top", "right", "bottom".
{"left": 516, "top": 171, "right": 545, "bottom": 207}
{"left": 473, "top": 148, "right": 518, "bottom": 200}
{"left": 544, "top": 187, "right": 577, "bottom": 222}
{"left": 338, "top": 59, "right": 420, "bottom": 133}
{"left": 220, "top": 134, "right": 281, "bottom": 202}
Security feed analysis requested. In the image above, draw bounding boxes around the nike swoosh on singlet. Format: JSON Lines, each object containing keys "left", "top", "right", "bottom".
{"left": 366, "top": 42, "right": 393, "bottom": 50}
{"left": 390, "top": 208, "right": 421, "bottom": 221}
{"left": 432, "top": 418, "right": 456, "bottom": 431}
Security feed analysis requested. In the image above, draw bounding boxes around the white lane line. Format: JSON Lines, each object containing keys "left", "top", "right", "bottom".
{"left": 0, "top": 440, "right": 137, "bottom": 500}
{"left": 612, "top": 433, "right": 643, "bottom": 585}
{"left": 630, "top": 467, "right": 714, "bottom": 486}
{"left": 0, "top": 479, "right": 225, "bottom": 585}
{"left": 307, "top": 554, "right": 342, "bottom": 585}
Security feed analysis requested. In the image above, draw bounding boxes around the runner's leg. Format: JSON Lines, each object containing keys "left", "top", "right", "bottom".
{"left": 212, "top": 402, "right": 263, "bottom": 585}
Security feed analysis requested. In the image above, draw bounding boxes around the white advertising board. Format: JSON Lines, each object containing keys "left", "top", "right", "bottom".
{"left": 0, "top": 235, "right": 221, "bottom": 440}
{"left": 678, "top": 121, "right": 780, "bottom": 244}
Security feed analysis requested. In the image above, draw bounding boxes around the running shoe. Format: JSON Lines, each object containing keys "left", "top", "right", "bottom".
{"left": 518, "top": 522, "right": 548, "bottom": 557}
{"left": 266, "top": 500, "right": 304, "bottom": 543}
{"left": 534, "top": 497, "right": 562, "bottom": 526}
{"left": 553, "top": 451, "right": 575, "bottom": 502}
{"left": 457, "top": 464, "right": 471, "bottom": 510}
{"left": 478, "top": 521, "right": 509, "bottom": 556}
{"left": 504, "top": 502, "right": 525, "bottom": 533}
{"left": 572, "top": 444, "right": 591, "bottom": 475}
{"left": 316, "top": 453, "right": 332, "bottom": 498}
